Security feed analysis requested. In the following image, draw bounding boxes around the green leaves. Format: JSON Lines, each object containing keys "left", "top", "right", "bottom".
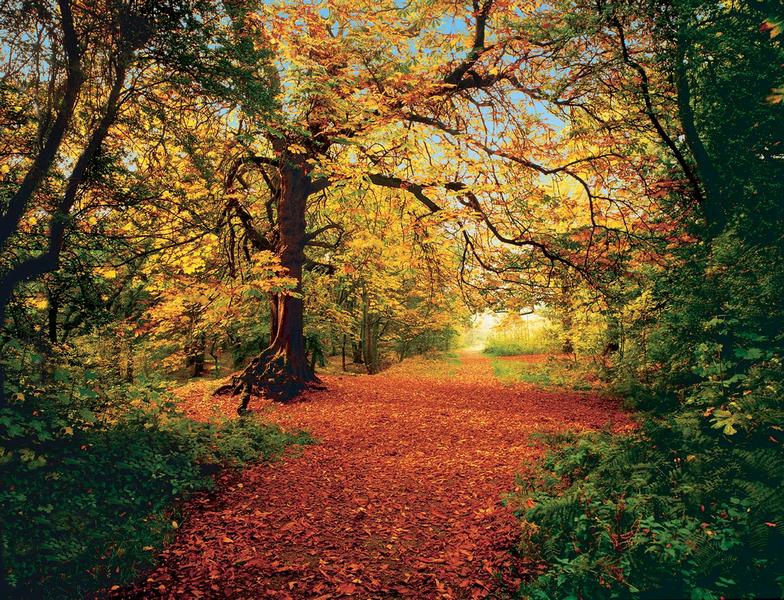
{"left": 0, "top": 378, "right": 308, "bottom": 598}
{"left": 709, "top": 409, "right": 741, "bottom": 435}
{"left": 734, "top": 347, "right": 765, "bottom": 361}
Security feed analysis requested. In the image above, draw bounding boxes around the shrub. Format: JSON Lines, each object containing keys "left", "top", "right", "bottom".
{"left": 0, "top": 363, "right": 310, "bottom": 598}
{"left": 510, "top": 227, "right": 784, "bottom": 599}
{"left": 512, "top": 419, "right": 784, "bottom": 599}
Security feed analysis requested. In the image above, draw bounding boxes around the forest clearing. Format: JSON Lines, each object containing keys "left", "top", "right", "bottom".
{"left": 2, "top": 0, "right": 783, "bottom": 598}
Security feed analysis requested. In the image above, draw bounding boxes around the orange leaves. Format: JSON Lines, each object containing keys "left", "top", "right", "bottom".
{"left": 110, "top": 352, "right": 632, "bottom": 597}
{"left": 335, "top": 582, "right": 357, "bottom": 595}
{"left": 760, "top": 19, "right": 782, "bottom": 38}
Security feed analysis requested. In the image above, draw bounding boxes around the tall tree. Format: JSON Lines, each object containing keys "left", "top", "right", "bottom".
{"left": 0, "top": 0, "right": 275, "bottom": 406}
{"left": 217, "top": 0, "right": 650, "bottom": 409}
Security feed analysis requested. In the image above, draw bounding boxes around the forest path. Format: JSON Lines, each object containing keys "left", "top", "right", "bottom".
{"left": 126, "top": 352, "right": 632, "bottom": 599}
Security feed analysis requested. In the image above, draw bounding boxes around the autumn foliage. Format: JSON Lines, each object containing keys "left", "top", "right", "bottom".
{"left": 1, "top": 0, "right": 783, "bottom": 597}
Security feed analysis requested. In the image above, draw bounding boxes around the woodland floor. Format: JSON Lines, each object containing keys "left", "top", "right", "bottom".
{"left": 115, "top": 352, "right": 634, "bottom": 599}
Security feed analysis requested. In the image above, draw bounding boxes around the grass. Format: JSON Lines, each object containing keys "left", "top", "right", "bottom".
{"left": 483, "top": 335, "right": 558, "bottom": 357}
{"left": 490, "top": 356, "right": 594, "bottom": 390}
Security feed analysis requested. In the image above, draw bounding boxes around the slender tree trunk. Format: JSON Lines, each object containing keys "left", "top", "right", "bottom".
{"left": 361, "top": 290, "right": 381, "bottom": 374}
{"left": 189, "top": 333, "right": 206, "bottom": 377}
{"left": 0, "top": 0, "right": 83, "bottom": 253}
{"left": 0, "top": 55, "right": 128, "bottom": 402}
{"left": 674, "top": 23, "right": 724, "bottom": 233}
{"left": 112, "top": 334, "right": 123, "bottom": 380}
{"left": 209, "top": 341, "right": 219, "bottom": 374}
{"left": 352, "top": 340, "right": 363, "bottom": 364}
{"left": 47, "top": 295, "right": 59, "bottom": 345}
{"left": 126, "top": 340, "right": 134, "bottom": 383}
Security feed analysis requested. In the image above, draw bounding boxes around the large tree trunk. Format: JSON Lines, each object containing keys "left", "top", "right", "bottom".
{"left": 218, "top": 160, "right": 319, "bottom": 412}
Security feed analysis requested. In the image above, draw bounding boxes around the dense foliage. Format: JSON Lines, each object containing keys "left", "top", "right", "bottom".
{"left": 509, "top": 1, "right": 784, "bottom": 598}
{"left": 1, "top": 345, "right": 309, "bottom": 597}
{"left": 1, "top": 0, "right": 781, "bottom": 596}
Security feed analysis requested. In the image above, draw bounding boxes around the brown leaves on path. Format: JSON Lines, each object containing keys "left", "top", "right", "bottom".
{"left": 116, "top": 353, "right": 633, "bottom": 599}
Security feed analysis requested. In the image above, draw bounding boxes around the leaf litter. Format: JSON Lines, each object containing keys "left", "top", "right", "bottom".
{"left": 110, "top": 353, "right": 633, "bottom": 598}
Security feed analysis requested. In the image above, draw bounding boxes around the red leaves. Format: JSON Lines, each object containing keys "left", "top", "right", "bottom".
{"left": 335, "top": 582, "right": 357, "bottom": 595}
{"left": 110, "top": 353, "right": 632, "bottom": 597}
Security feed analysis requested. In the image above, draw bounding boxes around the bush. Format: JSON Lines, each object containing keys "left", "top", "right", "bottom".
{"left": 512, "top": 418, "right": 784, "bottom": 599}
{"left": 490, "top": 356, "right": 593, "bottom": 390}
{"left": 510, "top": 227, "right": 784, "bottom": 599}
{"left": 0, "top": 364, "right": 310, "bottom": 598}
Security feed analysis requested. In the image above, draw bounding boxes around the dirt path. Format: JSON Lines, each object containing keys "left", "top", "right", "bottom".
{"left": 121, "top": 353, "right": 632, "bottom": 599}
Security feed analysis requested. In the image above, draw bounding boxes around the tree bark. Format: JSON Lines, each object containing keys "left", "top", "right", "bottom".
{"left": 218, "top": 160, "right": 319, "bottom": 412}
{"left": 352, "top": 340, "right": 364, "bottom": 364}
{"left": 361, "top": 290, "right": 381, "bottom": 374}
{"left": 0, "top": 0, "right": 83, "bottom": 252}
{"left": 47, "top": 294, "right": 59, "bottom": 345}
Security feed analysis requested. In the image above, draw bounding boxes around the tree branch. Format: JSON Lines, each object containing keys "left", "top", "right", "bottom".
{"left": 0, "top": 0, "right": 84, "bottom": 251}
{"left": 367, "top": 173, "right": 442, "bottom": 213}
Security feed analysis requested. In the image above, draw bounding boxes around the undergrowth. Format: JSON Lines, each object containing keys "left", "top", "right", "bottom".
{"left": 483, "top": 338, "right": 556, "bottom": 357}
{"left": 0, "top": 357, "right": 310, "bottom": 598}
{"left": 508, "top": 225, "right": 784, "bottom": 599}
{"left": 490, "top": 357, "right": 593, "bottom": 390}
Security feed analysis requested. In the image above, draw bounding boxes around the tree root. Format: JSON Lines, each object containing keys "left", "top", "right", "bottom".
{"left": 213, "top": 348, "right": 321, "bottom": 414}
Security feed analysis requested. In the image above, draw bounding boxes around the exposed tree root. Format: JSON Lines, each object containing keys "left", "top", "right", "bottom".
{"left": 213, "top": 348, "right": 322, "bottom": 414}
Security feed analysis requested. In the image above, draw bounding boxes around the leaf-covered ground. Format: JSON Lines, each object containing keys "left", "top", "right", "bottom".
{"left": 115, "top": 353, "right": 633, "bottom": 598}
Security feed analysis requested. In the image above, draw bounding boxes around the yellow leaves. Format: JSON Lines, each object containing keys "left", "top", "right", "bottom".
{"left": 446, "top": 35, "right": 464, "bottom": 50}
{"left": 181, "top": 256, "right": 205, "bottom": 275}
{"left": 0, "top": 163, "right": 10, "bottom": 175}
{"left": 171, "top": 520, "right": 179, "bottom": 529}
{"left": 29, "top": 297, "right": 48, "bottom": 311}
{"left": 96, "top": 267, "right": 117, "bottom": 280}
{"left": 287, "top": 143, "right": 308, "bottom": 155}
{"left": 203, "top": 232, "right": 220, "bottom": 249}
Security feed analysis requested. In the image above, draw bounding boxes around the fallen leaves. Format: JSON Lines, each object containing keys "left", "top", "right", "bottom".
{"left": 108, "top": 353, "right": 633, "bottom": 598}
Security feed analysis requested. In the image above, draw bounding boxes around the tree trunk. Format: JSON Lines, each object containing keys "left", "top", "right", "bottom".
{"left": 190, "top": 334, "right": 206, "bottom": 377}
{"left": 361, "top": 291, "right": 382, "bottom": 374}
{"left": 47, "top": 295, "right": 59, "bottom": 345}
{"left": 209, "top": 340, "right": 219, "bottom": 374}
{"left": 352, "top": 340, "right": 363, "bottom": 364}
{"left": 674, "top": 22, "right": 724, "bottom": 233}
{"left": 126, "top": 343, "right": 134, "bottom": 383}
{"left": 217, "top": 160, "right": 318, "bottom": 412}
